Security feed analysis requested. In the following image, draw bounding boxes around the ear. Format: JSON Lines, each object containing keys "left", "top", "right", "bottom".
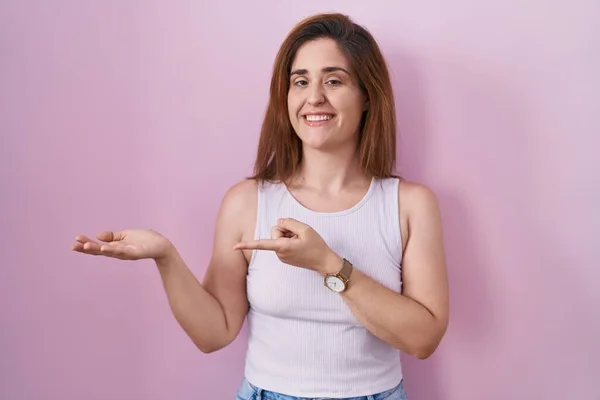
{"left": 362, "top": 90, "right": 370, "bottom": 111}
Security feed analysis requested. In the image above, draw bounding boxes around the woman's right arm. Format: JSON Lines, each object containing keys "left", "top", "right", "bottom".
{"left": 155, "top": 180, "right": 257, "bottom": 353}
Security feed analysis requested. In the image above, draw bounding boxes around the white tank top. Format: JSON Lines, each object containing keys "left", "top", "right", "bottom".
{"left": 244, "top": 177, "right": 404, "bottom": 398}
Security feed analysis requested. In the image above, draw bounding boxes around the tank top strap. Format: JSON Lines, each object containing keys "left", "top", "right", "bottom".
{"left": 369, "top": 177, "right": 403, "bottom": 265}
{"left": 253, "top": 179, "right": 287, "bottom": 236}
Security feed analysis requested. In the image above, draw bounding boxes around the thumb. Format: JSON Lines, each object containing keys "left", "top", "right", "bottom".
{"left": 96, "top": 230, "right": 125, "bottom": 242}
{"left": 277, "top": 218, "right": 308, "bottom": 235}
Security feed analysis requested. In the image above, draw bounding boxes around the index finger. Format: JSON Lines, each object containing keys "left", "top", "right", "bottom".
{"left": 233, "top": 239, "right": 280, "bottom": 251}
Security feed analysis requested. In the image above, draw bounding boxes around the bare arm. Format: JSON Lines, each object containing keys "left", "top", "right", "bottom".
{"left": 325, "top": 181, "right": 449, "bottom": 359}
{"left": 156, "top": 180, "right": 257, "bottom": 353}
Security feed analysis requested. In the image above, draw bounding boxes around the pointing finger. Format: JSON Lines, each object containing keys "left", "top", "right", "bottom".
{"left": 233, "top": 239, "right": 282, "bottom": 251}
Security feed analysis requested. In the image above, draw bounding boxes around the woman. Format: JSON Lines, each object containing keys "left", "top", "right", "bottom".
{"left": 72, "top": 12, "right": 449, "bottom": 400}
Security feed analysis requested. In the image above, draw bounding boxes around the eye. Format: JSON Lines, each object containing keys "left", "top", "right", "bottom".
{"left": 326, "top": 79, "right": 342, "bottom": 86}
{"left": 294, "top": 79, "right": 308, "bottom": 87}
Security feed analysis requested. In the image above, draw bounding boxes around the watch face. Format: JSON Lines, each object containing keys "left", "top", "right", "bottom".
{"left": 325, "top": 275, "right": 346, "bottom": 293}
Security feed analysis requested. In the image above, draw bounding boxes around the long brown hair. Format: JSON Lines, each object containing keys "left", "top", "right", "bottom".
{"left": 250, "top": 13, "right": 398, "bottom": 183}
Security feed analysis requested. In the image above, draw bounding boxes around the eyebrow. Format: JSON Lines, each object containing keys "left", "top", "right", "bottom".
{"left": 290, "top": 66, "right": 351, "bottom": 77}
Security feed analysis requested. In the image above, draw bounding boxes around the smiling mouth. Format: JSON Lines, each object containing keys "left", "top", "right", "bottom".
{"left": 303, "top": 114, "right": 335, "bottom": 126}
{"left": 304, "top": 114, "right": 334, "bottom": 122}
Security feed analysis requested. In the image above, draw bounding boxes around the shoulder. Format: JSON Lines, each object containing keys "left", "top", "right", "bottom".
{"left": 216, "top": 179, "right": 259, "bottom": 222}
{"left": 398, "top": 180, "right": 440, "bottom": 208}
{"left": 223, "top": 178, "right": 258, "bottom": 200}
{"left": 220, "top": 179, "right": 259, "bottom": 212}
{"left": 398, "top": 179, "right": 443, "bottom": 227}
{"left": 215, "top": 179, "right": 259, "bottom": 240}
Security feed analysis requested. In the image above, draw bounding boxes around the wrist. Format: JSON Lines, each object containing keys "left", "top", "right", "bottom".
{"left": 154, "top": 241, "right": 179, "bottom": 268}
{"left": 319, "top": 251, "right": 344, "bottom": 276}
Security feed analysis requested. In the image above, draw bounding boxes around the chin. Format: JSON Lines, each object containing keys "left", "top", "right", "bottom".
{"left": 301, "top": 140, "right": 331, "bottom": 151}
{"left": 297, "top": 132, "right": 332, "bottom": 150}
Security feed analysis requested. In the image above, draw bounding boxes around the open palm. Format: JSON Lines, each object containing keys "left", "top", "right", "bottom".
{"left": 71, "top": 229, "right": 172, "bottom": 261}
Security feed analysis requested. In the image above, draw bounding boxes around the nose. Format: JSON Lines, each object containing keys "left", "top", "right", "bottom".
{"left": 307, "top": 83, "right": 326, "bottom": 106}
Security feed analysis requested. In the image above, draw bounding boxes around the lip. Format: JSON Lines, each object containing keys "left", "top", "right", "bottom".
{"left": 302, "top": 112, "right": 336, "bottom": 117}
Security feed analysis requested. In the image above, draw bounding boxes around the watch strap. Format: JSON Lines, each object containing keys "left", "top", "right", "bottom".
{"left": 337, "top": 258, "right": 353, "bottom": 282}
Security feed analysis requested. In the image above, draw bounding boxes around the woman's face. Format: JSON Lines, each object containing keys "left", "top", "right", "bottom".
{"left": 287, "top": 38, "right": 367, "bottom": 152}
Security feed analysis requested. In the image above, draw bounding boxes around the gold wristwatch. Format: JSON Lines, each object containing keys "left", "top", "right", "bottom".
{"left": 324, "top": 258, "right": 353, "bottom": 293}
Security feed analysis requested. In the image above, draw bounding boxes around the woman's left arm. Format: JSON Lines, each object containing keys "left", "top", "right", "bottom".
{"left": 322, "top": 182, "right": 449, "bottom": 359}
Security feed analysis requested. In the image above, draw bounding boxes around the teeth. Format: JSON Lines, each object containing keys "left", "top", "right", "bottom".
{"left": 305, "top": 114, "right": 332, "bottom": 122}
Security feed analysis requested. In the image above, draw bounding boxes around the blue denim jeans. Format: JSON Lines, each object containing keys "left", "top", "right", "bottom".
{"left": 235, "top": 378, "right": 408, "bottom": 400}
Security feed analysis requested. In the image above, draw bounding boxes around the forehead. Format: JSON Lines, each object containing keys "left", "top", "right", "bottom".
{"left": 291, "top": 38, "right": 350, "bottom": 71}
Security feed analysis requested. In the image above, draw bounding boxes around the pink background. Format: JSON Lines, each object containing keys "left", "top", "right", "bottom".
{"left": 1, "top": 1, "right": 598, "bottom": 399}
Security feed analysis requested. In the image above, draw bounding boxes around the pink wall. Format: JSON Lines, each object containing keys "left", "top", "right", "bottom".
{"left": 1, "top": 1, "right": 598, "bottom": 399}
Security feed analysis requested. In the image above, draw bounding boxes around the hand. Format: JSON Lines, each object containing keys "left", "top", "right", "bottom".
{"left": 233, "top": 218, "right": 341, "bottom": 274}
{"left": 71, "top": 229, "right": 174, "bottom": 261}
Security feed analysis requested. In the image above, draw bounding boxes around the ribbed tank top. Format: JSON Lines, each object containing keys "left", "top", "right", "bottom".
{"left": 244, "top": 177, "right": 404, "bottom": 398}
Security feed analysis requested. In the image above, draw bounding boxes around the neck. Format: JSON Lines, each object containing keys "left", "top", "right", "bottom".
{"left": 293, "top": 144, "right": 368, "bottom": 192}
